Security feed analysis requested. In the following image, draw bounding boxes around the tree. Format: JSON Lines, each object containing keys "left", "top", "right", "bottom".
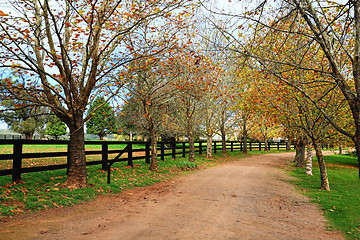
{"left": 251, "top": 71, "right": 336, "bottom": 191}
{"left": 86, "top": 97, "right": 115, "bottom": 140}
{"left": 216, "top": 66, "right": 239, "bottom": 155}
{"left": 126, "top": 56, "right": 179, "bottom": 171}
{"left": 0, "top": 0, "right": 195, "bottom": 187}
{"left": 121, "top": 14, "right": 197, "bottom": 170}
{"left": 210, "top": 0, "right": 360, "bottom": 176}
{"left": 175, "top": 52, "right": 211, "bottom": 162}
{"left": 0, "top": 98, "right": 48, "bottom": 139}
{"left": 46, "top": 115, "right": 67, "bottom": 140}
{"left": 117, "top": 100, "right": 139, "bottom": 141}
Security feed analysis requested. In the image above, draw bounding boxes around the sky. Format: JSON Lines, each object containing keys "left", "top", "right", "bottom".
{"left": 0, "top": 122, "right": 7, "bottom": 129}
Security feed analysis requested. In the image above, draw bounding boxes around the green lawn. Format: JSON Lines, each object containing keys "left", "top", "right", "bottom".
{"left": 288, "top": 153, "right": 360, "bottom": 239}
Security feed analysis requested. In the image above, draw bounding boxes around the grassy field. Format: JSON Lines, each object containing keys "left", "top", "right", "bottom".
{"left": 288, "top": 153, "right": 360, "bottom": 239}
{"left": 0, "top": 146, "right": 283, "bottom": 220}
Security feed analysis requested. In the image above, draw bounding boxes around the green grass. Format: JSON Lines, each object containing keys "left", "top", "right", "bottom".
{"left": 288, "top": 154, "right": 360, "bottom": 239}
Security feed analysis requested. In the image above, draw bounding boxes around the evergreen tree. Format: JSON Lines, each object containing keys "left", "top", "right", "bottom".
{"left": 86, "top": 97, "right": 116, "bottom": 140}
{"left": 45, "top": 115, "right": 67, "bottom": 140}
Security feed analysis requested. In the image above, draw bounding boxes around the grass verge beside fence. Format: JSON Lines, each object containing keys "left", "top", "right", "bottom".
{"left": 288, "top": 154, "right": 360, "bottom": 240}
{"left": 0, "top": 149, "right": 283, "bottom": 220}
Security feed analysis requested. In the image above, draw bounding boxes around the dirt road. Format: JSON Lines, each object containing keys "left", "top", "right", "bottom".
{"left": 0, "top": 152, "right": 343, "bottom": 240}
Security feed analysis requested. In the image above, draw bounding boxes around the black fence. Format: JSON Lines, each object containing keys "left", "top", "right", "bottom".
{"left": 0, "top": 140, "right": 291, "bottom": 184}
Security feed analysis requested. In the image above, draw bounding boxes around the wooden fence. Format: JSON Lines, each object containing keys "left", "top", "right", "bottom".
{"left": 0, "top": 140, "right": 290, "bottom": 184}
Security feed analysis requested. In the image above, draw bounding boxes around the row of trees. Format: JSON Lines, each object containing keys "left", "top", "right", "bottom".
{"left": 0, "top": 0, "right": 357, "bottom": 190}
{"left": 204, "top": 0, "right": 358, "bottom": 191}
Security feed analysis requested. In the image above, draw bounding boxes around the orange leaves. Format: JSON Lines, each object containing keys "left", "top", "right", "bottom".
{"left": 126, "top": 46, "right": 134, "bottom": 51}
{"left": 0, "top": 10, "right": 6, "bottom": 16}
{"left": 123, "top": 12, "right": 133, "bottom": 19}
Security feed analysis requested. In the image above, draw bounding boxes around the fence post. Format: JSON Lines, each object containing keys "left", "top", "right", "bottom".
{"left": 161, "top": 142, "right": 165, "bottom": 161}
{"left": 101, "top": 143, "right": 108, "bottom": 170}
{"left": 128, "top": 143, "right": 133, "bottom": 167}
{"left": 214, "top": 141, "right": 217, "bottom": 153}
{"left": 199, "top": 142, "right": 202, "bottom": 155}
{"left": 259, "top": 142, "right": 261, "bottom": 151}
{"left": 268, "top": 142, "right": 271, "bottom": 150}
{"left": 12, "top": 142, "right": 23, "bottom": 183}
{"left": 277, "top": 142, "right": 280, "bottom": 150}
{"left": 182, "top": 142, "right": 186, "bottom": 157}
{"left": 240, "top": 141, "right": 243, "bottom": 151}
{"left": 249, "top": 142, "right": 252, "bottom": 151}
{"left": 231, "top": 142, "right": 234, "bottom": 152}
{"left": 172, "top": 142, "right": 176, "bottom": 159}
{"left": 145, "top": 141, "right": 150, "bottom": 164}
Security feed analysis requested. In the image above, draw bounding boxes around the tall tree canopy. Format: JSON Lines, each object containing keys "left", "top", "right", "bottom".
{"left": 207, "top": 0, "right": 360, "bottom": 177}
{"left": 0, "top": 0, "right": 197, "bottom": 187}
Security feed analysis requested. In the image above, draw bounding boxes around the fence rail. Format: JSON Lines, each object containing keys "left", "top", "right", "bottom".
{"left": 0, "top": 140, "right": 291, "bottom": 184}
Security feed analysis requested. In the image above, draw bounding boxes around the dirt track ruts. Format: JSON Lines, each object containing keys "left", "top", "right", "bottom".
{"left": 0, "top": 152, "right": 344, "bottom": 240}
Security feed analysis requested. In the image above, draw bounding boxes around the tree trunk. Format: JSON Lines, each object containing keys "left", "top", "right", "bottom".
{"left": 99, "top": 128, "right": 105, "bottom": 140}
{"left": 295, "top": 140, "right": 306, "bottom": 167}
{"left": 294, "top": 141, "right": 299, "bottom": 162}
{"left": 286, "top": 141, "right": 291, "bottom": 151}
{"left": 339, "top": 144, "right": 343, "bottom": 154}
{"left": 263, "top": 127, "right": 268, "bottom": 152}
{"left": 305, "top": 144, "right": 313, "bottom": 176}
{"left": 149, "top": 123, "right": 158, "bottom": 171}
{"left": 354, "top": 135, "right": 360, "bottom": 178}
{"left": 221, "top": 124, "right": 226, "bottom": 155}
{"left": 188, "top": 123, "right": 195, "bottom": 162}
{"left": 242, "top": 136, "right": 248, "bottom": 154}
{"left": 300, "top": 143, "right": 306, "bottom": 166}
{"left": 242, "top": 120, "right": 248, "bottom": 154}
{"left": 264, "top": 137, "right": 268, "bottom": 152}
{"left": 206, "top": 135, "right": 213, "bottom": 158}
{"left": 129, "top": 131, "right": 133, "bottom": 141}
{"left": 63, "top": 114, "right": 87, "bottom": 188}
{"left": 313, "top": 141, "right": 330, "bottom": 191}
{"left": 25, "top": 133, "right": 33, "bottom": 140}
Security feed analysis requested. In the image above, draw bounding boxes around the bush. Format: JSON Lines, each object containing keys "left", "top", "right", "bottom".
{"left": 175, "top": 160, "right": 198, "bottom": 171}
